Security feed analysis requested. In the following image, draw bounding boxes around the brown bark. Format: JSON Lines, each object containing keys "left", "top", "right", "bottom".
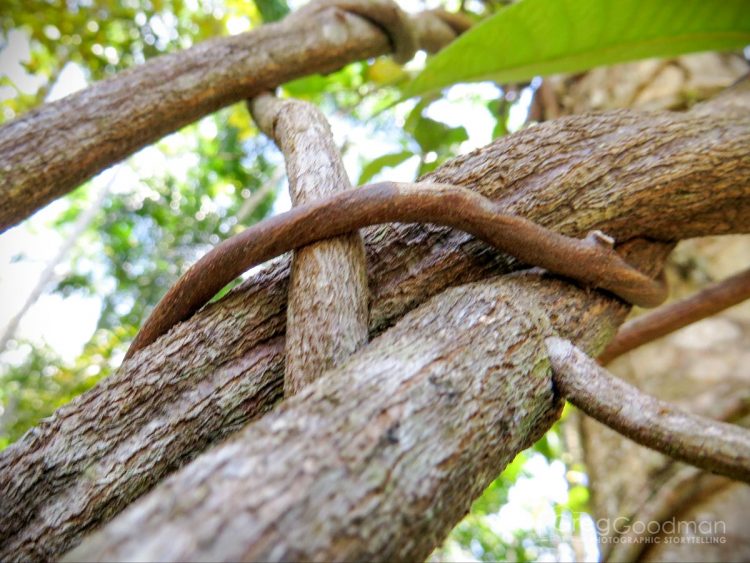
{"left": 66, "top": 256, "right": 668, "bottom": 562}
{"left": 249, "top": 94, "right": 368, "bottom": 394}
{"left": 599, "top": 266, "right": 750, "bottom": 364}
{"left": 0, "top": 5, "right": 464, "bottom": 232}
{"left": 558, "top": 55, "right": 750, "bottom": 562}
{"left": 125, "top": 181, "right": 668, "bottom": 358}
{"left": 1, "top": 87, "right": 749, "bottom": 561}
{"left": 547, "top": 338, "right": 750, "bottom": 482}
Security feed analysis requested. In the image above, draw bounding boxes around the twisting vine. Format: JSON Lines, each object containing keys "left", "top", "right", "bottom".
{"left": 125, "top": 181, "right": 668, "bottom": 359}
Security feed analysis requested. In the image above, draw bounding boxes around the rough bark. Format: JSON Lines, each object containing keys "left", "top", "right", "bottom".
{"left": 249, "top": 94, "right": 368, "bottom": 394}
{"left": 65, "top": 256, "right": 668, "bottom": 562}
{"left": 554, "top": 54, "right": 750, "bottom": 562}
{"left": 0, "top": 5, "right": 463, "bottom": 232}
{"left": 1, "top": 88, "right": 749, "bottom": 561}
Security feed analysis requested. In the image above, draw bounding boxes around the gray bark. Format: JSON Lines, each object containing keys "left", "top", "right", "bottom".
{"left": 0, "top": 7, "right": 461, "bottom": 232}
{"left": 249, "top": 94, "right": 368, "bottom": 395}
{"left": 66, "top": 258, "right": 667, "bottom": 562}
{"left": 553, "top": 55, "right": 750, "bottom": 562}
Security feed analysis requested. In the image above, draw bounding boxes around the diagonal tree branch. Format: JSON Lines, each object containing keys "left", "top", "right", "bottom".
{"left": 599, "top": 265, "right": 750, "bottom": 364}
{"left": 65, "top": 255, "right": 667, "bottom": 562}
{"left": 547, "top": 337, "right": 750, "bottom": 482}
{"left": 0, "top": 2, "right": 469, "bottom": 232}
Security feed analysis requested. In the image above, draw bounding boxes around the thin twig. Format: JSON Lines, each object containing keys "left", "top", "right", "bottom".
{"left": 599, "top": 266, "right": 750, "bottom": 364}
{"left": 546, "top": 337, "right": 750, "bottom": 483}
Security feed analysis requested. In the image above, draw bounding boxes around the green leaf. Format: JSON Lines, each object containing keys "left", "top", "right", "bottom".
{"left": 404, "top": 0, "right": 750, "bottom": 98}
{"left": 254, "top": 0, "right": 290, "bottom": 23}
{"left": 358, "top": 151, "right": 414, "bottom": 184}
{"left": 567, "top": 484, "right": 590, "bottom": 512}
{"left": 408, "top": 116, "right": 468, "bottom": 153}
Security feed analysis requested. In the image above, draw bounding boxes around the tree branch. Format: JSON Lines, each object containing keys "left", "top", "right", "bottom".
{"left": 0, "top": 3, "right": 469, "bottom": 232}
{"left": 65, "top": 263, "right": 661, "bottom": 562}
{"left": 249, "top": 92, "right": 368, "bottom": 394}
{"left": 547, "top": 338, "right": 750, "bottom": 482}
{"left": 599, "top": 265, "right": 750, "bottom": 364}
{"left": 125, "top": 181, "right": 668, "bottom": 358}
{"left": 1, "top": 87, "right": 748, "bottom": 561}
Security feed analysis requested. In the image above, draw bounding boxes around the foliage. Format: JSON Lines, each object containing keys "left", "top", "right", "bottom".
{"left": 405, "top": 0, "right": 750, "bottom": 97}
{"left": 254, "top": 0, "right": 290, "bottom": 23}
{"left": 0, "top": 0, "right": 255, "bottom": 119}
{"left": 0, "top": 0, "right": 279, "bottom": 442}
{"left": 0, "top": 331, "right": 119, "bottom": 447}
{"left": 83, "top": 114, "right": 276, "bottom": 333}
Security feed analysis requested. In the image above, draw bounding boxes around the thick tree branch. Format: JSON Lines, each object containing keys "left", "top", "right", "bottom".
{"left": 547, "top": 338, "right": 750, "bottom": 482}
{"left": 0, "top": 3, "right": 468, "bottom": 232}
{"left": 66, "top": 262, "right": 665, "bottom": 562}
{"left": 1, "top": 89, "right": 748, "bottom": 560}
{"left": 289, "top": 0, "right": 419, "bottom": 64}
{"left": 249, "top": 92, "right": 368, "bottom": 394}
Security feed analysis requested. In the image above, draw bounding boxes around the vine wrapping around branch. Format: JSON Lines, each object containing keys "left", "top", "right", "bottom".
{"left": 125, "top": 181, "right": 666, "bottom": 359}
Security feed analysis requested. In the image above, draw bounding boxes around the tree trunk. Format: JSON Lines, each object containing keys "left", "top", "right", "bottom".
{"left": 1, "top": 81, "right": 749, "bottom": 561}
{"left": 551, "top": 54, "right": 750, "bottom": 561}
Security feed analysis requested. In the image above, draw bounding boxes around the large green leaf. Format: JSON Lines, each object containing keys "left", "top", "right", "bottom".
{"left": 404, "top": 0, "right": 750, "bottom": 97}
